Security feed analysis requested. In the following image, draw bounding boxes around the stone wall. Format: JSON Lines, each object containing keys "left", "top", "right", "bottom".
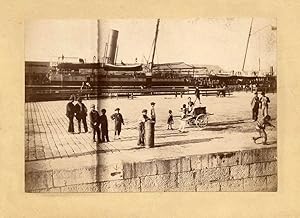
{"left": 26, "top": 147, "right": 277, "bottom": 192}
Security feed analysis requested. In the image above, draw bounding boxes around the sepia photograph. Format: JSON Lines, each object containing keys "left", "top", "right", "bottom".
{"left": 25, "top": 18, "right": 277, "bottom": 192}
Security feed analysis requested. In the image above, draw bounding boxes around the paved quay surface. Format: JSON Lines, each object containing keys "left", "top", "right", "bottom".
{"left": 25, "top": 92, "right": 277, "bottom": 164}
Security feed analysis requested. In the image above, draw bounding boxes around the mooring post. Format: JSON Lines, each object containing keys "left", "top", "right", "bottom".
{"left": 145, "top": 120, "right": 155, "bottom": 148}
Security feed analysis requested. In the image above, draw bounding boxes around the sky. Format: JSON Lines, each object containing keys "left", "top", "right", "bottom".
{"left": 25, "top": 18, "right": 276, "bottom": 72}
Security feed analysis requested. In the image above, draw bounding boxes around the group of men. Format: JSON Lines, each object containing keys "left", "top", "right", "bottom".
{"left": 66, "top": 95, "right": 156, "bottom": 146}
{"left": 251, "top": 91, "right": 270, "bottom": 121}
{"left": 66, "top": 95, "right": 88, "bottom": 134}
{"left": 250, "top": 91, "right": 275, "bottom": 145}
{"left": 66, "top": 95, "right": 125, "bottom": 144}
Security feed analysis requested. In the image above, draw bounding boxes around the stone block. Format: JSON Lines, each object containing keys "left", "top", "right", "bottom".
{"left": 207, "top": 152, "right": 240, "bottom": 168}
{"left": 52, "top": 167, "right": 96, "bottom": 187}
{"left": 25, "top": 170, "right": 53, "bottom": 191}
{"left": 220, "top": 179, "right": 244, "bottom": 191}
{"left": 217, "top": 151, "right": 241, "bottom": 167}
{"left": 230, "top": 165, "right": 249, "bottom": 180}
{"left": 98, "top": 163, "right": 123, "bottom": 182}
{"left": 101, "top": 178, "right": 140, "bottom": 192}
{"left": 249, "top": 161, "right": 277, "bottom": 177}
{"left": 266, "top": 175, "right": 277, "bottom": 192}
{"left": 141, "top": 173, "right": 177, "bottom": 192}
{"left": 177, "top": 171, "right": 195, "bottom": 189}
{"left": 244, "top": 176, "right": 267, "bottom": 191}
{"left": 60, "top": 183, "right": 100, "bottom": 192}
{"left": 196, "top": 182, "right": 220, "bottom": 192}
{"left": 29, "top": 187, "right": 61, "bottom": 193}
{"left": 169, "top": 186, "right": 196, "bottom": 192}
{"left": 252, "top": 149, "right": 268, "bottom": 163}
{"left": 208, "top": 153, "right": 219, "bottom": 168}
{"left": 265, "top": 148, "right": 277, "bottom": 162}
{"left": 195, "top": 167, "right": 230, "bottom": 184}
{"left": 123, "top": 161, "right": 157, "bottom": 179}
{"left": 156, "top": 157, "right": 191, "bottom": 174}
{"left": 191, "top": 154, "right": 209, "bottom": 170}
{"left": 241, "top": 150, "right": 254, "bottom": 165}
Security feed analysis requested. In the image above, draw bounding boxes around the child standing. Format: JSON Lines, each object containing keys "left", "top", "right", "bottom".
{"left": 178, "top": 104, "right": 187, "bottom": 132}
{"left": 99, "top": 109, "right": 109, "bottom": 142}
{"left": 137, "top": 109, "right": 150, "bottom": 147}
{"left": 167, "top": 110, "right": 174, "bottom": 130}
{"left": 111, "top": 108, "right": 124, "bottom": 139}
{"left": 89, "top": 104, "right": 101, "bottom": 143}
{"left": 253, "top": 115, "right": 275, "bottom": 145}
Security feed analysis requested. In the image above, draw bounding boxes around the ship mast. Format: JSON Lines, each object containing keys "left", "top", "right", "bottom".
{"left": 242, "top": 18, "right": 253, "bottom": 72}
{"left": 150, "top": 19, "right": 160, "bottom": 71}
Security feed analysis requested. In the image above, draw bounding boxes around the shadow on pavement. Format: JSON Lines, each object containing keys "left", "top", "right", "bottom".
{"left": 208, "top": 119, "right": 248, "bottom": 126}
{"left": 155, "top": 136, "right": 223, "bottom": 148}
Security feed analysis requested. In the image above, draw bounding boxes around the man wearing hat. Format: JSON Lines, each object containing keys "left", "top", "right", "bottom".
{"left": 74, "top": 97, "right": 88, "bottom": 133}
{"left": 89, "top": 104, "right": 101, "bottom": 143}
{"left": 66, "top": 94, "right": 76, "bottom": 133}
{"left": 137, "top": 109, "right": 150, "bottom": 146}
{"left": 111, "top": 108, "right": 124, "bottom": 139}
{"left": 251, "top": 92, "right": 260, "bottom": 121}
{"left": 150, "top": 102, "right": 156, "bottom": 124}
{"left": 260, "top": 92, "right": 270, "bottom": 117}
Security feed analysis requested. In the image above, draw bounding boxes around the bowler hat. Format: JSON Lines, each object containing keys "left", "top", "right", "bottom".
{"left": 142, "top": 109, "right": 147, "bottom": 113}
{"left": 150, "top": 102, "right": 155, "bottom": 105}
{"left": 115, "top": 108, "right": 120, "bottom": 111}
{"left": 69, "top": 94, "right": 75, "bottom": 100}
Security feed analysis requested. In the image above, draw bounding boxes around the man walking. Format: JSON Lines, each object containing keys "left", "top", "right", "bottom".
{"left": 194, "top": 86, "right": 201, "bottom": 104}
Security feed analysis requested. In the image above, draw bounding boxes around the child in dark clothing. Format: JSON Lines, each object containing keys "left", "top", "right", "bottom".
{"left": 252, "top": 115, "right": 275, "bottom": 145}
{"left": 89, "top": 104, "right": 101, "bottom": 143}
{"left": 111, "top": 108, "right": 124, "bottom": 140}
{"left": 167, "top": 110, "right": 174, "bottom": 130}
{"left": 100, "top": 109, "right": 109, "bottom": 142}
{"left": 137, "top": 109, "right": 150, "bottom": 146}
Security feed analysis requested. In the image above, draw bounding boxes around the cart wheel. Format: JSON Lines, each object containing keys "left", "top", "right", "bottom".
{"left": 195, "top": 114, "right": 208, "bottom": 128}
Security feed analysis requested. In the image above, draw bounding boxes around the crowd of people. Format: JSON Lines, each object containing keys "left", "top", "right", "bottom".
{"left": 66, "top": 95, "right": 157, "bottom": 147}
{"left": 65, "top": 87, "right": 275, "bottom": 148}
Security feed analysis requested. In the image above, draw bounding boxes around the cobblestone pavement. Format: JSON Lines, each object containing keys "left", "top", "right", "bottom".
{"left": 25, "top": 92, "right": 277, "bottom": 162}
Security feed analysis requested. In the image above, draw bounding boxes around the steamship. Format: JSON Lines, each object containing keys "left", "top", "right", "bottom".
{"left": 25, "top": 19, "right": 277, "bottom": 101}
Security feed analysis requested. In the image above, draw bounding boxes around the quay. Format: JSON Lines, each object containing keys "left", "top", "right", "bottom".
{"left": 25, "top": 92, "right": 277, "bottom": 192}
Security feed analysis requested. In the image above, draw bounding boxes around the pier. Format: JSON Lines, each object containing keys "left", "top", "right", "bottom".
{"left": 25, "top": 92, "right": 277, "bottom": 192}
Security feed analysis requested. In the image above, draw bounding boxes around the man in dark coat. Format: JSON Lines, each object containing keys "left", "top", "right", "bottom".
{"left": 66, "top": 94, "right": 76, "bottom": 133}
{"left": 111, "top": 108, "right": 124, "bottom": 139}
{"left": 99, "top": 109, "right": 109, "bottom": 142}
{"left": 75, "top": 97, "right": 88, "bottom": 133}
{"left": 89, "top": 104, "right": 101, "bottom": 143}
{"left": 194, "top": 86, "right": 201, "bottom": 104}
{"left": 251, "top": 92, "right": 260, "bottom": 121}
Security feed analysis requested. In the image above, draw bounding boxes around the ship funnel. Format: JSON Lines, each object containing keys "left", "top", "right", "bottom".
{"left": 106, "top": 29, "right": 119, "bottom": 64}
